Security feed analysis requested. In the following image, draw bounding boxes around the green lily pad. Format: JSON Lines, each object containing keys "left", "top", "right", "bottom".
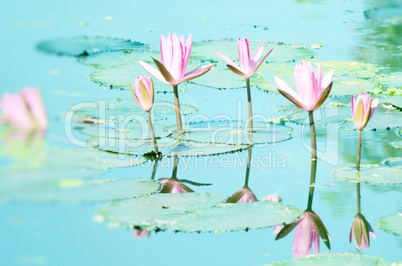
{"left": 98, "top": 193, "right": 227, "bottom": 229}
{"left": 377, "top": 213, "right": 402, "bottom": 236}
{"left": 332, "top": 158, "right": 402, "bottom": 184}
{"left": 191, "top": 40, "right": 315, "bottom": 63}
{"left": 373, "top": 72, "right": 402, "bottom": 90}
{"left": 365, "top": 5, "right": 402, "bottom": 24}
{"left": 78, "top": 49, "right": 160, "bottom": 68}
{"left": 37, "top": 36, "right": 147, "bottom": 57}
{"left": 257, "top": 61, "right": 382, "bottom": 96}
{"left": 98, "top": 193, "right": 302, "bottom": 232}
{"left": 190, "top": 65, "right": 263, "bottom": 89}
{"left": 164, "top": 120, "right": 293, "bottom": 145}
{"left": 89, "top": 62, "right": 192, "bottom": 93}
{"left": 88, "top": 136, "right": 251, "bottom": 157}
{"left": 269, "top": 253, "right": 391, "bottom": 266}
{"left": 71, "top": 99, "right": 197, "bottom": 123}
{"left": 166, "top": 201, "right": 302, "bottom": 232}
{"left": 0, "top": 178, "right": 160, "bottom": 204}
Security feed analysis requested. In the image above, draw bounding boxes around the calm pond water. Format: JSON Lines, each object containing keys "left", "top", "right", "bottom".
{"left": 1, "top": 0, "right": 401, "bottom": 265}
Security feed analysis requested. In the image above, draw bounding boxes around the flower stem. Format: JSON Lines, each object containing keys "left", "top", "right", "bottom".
{"left": 307, "top": 158, "right": 317, "bottom": 211}
{"left": 356, "top": 129, "right": 362, "bottom": 171}
{"left": 246, "top": 78, "right": 253, "bottom": 134}
{"left": 147, "top": 111, "right": 159, "bottom": 154}
{"left": 173, "top": 85, "right": 183, "bottom": 131}
{"left": 308, "top": 111, "right": 317, "bottom": 160}
{"left": 244, "top": 149, "right": 252, "bottom": 187}
{"left": 356, "top": 182, "right": 361, "bottom": 213}
{"left": 150, "top": 159, "right": 159, "bottom": 181}
{"left": 307, "top": 111, "right": 317, "bottom": 211}
{"left": 172, "top": 156, "right": 179, "bottom": 180}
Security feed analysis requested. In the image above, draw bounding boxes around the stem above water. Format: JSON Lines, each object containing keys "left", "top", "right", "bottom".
{"left": 173, "top": 85, "right": 183, "bottom": 132}
{"left": 309, "top": 111, "right": 317, "bottom": 161}
{"left": 147, "top": 111, "right": 159, "bottom": 154}
{"left": 356, "top": 129, "right": 362, "bottom": 171}
{"left": 246, "top": 78, "right": 253, "bottom": 134}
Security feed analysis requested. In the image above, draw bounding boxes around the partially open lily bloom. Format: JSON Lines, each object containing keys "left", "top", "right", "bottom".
{"left": 351, "top": 93, "right": 379, "bottom": 130}
{"left": 274, "top": 60, "right": 334, "bottom": 111}
{"left": 129, "top": 75, "right": 154, "bottom": 112}
{"left": 274, "top": 210, "right": 331, "bottom": 258}
{"left": 138, "top": 33, "right": 213, "bottom": 86}
{"left": 350, "top": 213, "right": 376, "bottom": 250}
{"left": 0, "top": 88, "right": 48, "bottom": 130}
{"left": 216, "top": 38, "right": 273, "bottom": 79}
{"left": 227, "top": 187, "right": 257, "bottom": 204}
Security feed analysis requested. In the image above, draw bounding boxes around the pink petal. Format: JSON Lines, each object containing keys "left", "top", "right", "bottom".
{"left": 368, "top": 97, "right": 379, "bottom": 121}
{"left": 183, "top": 34, "right": 192, "bottom": 72}
{"left": 182, "top": 65, "right": 213, "bottom": 83}
{"left": 160, "top": 34, "right": 167, "bottom": 65}
{"left": 274, "top": 76, "right": 305, "bottom": 109}
{"left": 138, "top": 60, "right": 168, "bottom": 84}
{"left": 292, "top": 215, "right": 314, "bottom": 258}
{"left": 273, "top": 225, "right": 284, "bottom": 235}
{"left": 0, "top": 93, "right": 34, "bottom": 129}
{"left": 321, "top": 69, "right": 334, "bottom": 90}
{"left": 170, "top": 33, "right": 184, "bottom": 82}
{"left": 216, "top": 51, "right": 241, "bottom": 71}
{"left": 251, "top": 45, "right": 264, "bottom": 64}
{"left": 315, "top": 64, "right": 322, "bottom": 93}
{"left": 21, "top": 88, "right": 48, "bottom": 130}
{"left": 351, "top": 95, "right": 356, "bottom": 120}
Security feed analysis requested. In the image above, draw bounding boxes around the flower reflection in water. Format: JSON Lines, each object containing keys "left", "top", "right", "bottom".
{"left": 274, "top": 158, "right": 330, "bottom": 258}
{"left": 227, "top": 149, "right": 258, "bottom": 204}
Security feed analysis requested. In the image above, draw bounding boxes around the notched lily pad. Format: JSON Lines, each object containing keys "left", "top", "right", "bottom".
{"left": 88, "top": 136, "right": 251, "bottom": 157}
{"left": 164, "top": 120, "right": 293, "bottom": 145}
{"left": 0, "top": 178, "right": 160, "bottom": 204}
{"left": 377, "top": 213, "right": 402, "bottom": 236}
{"left": 191, "top": 40, "right": 315, "bottom": 63}
{"left": 269, "top": 253, "right": 391, "bottom": 266}
{"left": 332, "top": 158, "right": 402, "bottom": 184}
{"left": 89, "top": 62, "right": 192, "bottom": 93}
{"left": 98, "top": 193, "right": 227, "bottom": 229}
{"left": 98, "top": 193, "right": 301, "bottom": 232}
{"left": 78, "top": 49, "right": 159, "bottom": 68}
{"left": 37, "top": 36, "right": 147, "bottom": 57}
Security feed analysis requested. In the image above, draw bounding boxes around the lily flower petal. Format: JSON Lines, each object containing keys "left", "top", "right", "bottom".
{"left": 182, "top": 65, "right": 214, "bottom": 83}
{"left": 138, "top": 60, "right": 168, "bottom": 84}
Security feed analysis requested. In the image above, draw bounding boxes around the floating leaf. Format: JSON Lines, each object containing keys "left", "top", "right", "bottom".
{"left": 37, "top": 36, "right": 147, "bottom": 56}
{"left": 373, "top": 72, "right": 402, "bottom": 90}
{"left": 71, "top": 98, "right": 197, "bottom": 123}
{"left": 78, "top": 49, "right": 159, "bottom": 68}
{"left": 89, "top": 136, "right": 251, "bottom": 157}
{"left": 377, "top": 213, "right": 402, "bottom": 236}
{"left": 269, "top": 253, "right": 391, "bottom": 266}
{"left": 98, "top": 193, "right": 301, "bottom": 232}
{"left": 164, "top": 120, "right": 293, "bottom": 145}
{"left": 166, "top": 201, "right": 302, "bottom": 232}
{"left": 98, "top": 193, "right": 227, "bottom": 229}
{"left": 0, "top": 178, "right": 160, "bottom": 204}
{"left": 365, "top": 5, "right": 402, "bottom": 24}
{"left": 89, "top": 62, "right": 191, "bottom": 93}
{"left": 191, "top": 40, "right": 315, "bottom": 63}
{"left": 332, "top": 158, "right": 402, "bottom": 184}
{"left": 190, "top": 65, "right": 263, "bottom": 89}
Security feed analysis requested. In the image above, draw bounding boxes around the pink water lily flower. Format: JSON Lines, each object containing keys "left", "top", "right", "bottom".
{"left": 274, "top": 60, "right": 334, "bottom": 111}
{"left": 158, "top": 178, "right": 194, "bottom": 194}
{"left": 351, "top": 93, "right": 379, "bottom": 130}
{"left": 129, "top": 75, "right": 154, "bottom": 112}
{"left": 227, "top": 187, "right": 257, "bottom": 204}
{"left": 274, "top": 210, "right": 330, "bottom": 258}
{"left": 138, "top": 33, "right": 213, "bottom": 86}
{"left": 216, "top": 38, "right": 273, "bottom": 79}
{"left": 0, "top": 88, "right": 48, "bottom": 130}
{"left": 350, "top": 213, "right": 376, "bottom": 250}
